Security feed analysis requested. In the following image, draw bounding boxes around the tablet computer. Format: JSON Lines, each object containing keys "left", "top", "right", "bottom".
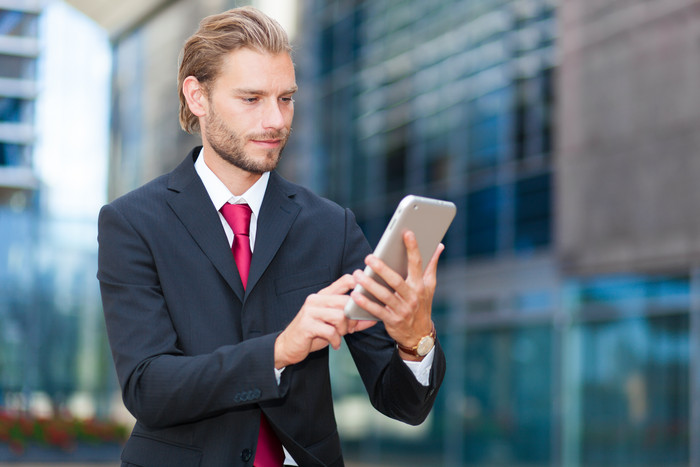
{"left": 344, "top": 195, "right": 456, "bottom": 321}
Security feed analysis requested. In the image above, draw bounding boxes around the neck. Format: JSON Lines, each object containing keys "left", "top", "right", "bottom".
{"left": 201, "top": 146, "right": 262, "bottom": 196}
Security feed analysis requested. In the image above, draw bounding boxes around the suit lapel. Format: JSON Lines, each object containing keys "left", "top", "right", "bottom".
{"left": 246, "top": 172, "right": 300, "bottom": 296}
{"left": 166, "top": 149, "right": 246, "bottom": 301}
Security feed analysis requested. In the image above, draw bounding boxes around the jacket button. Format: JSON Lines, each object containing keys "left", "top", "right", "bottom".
{"left": 241, "top": 448, "right": 252, "bottom": 462}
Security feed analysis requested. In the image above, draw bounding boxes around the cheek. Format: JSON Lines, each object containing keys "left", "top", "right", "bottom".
{"left": 218, "top": 110, "right": 250, "bottom": 134}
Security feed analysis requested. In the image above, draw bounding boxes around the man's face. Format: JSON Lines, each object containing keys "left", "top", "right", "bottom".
{"left": 201, "top": 48, "right": 297, "bottom": 174}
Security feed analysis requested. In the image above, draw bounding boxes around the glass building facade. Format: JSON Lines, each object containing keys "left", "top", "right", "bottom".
{"left": 0, "top": 0, "right": 44, "bottom": 410}
{"left": 0, "top": 1, "right": 40, "bottom": 187}
{"left": 290, "top": 0, "right": 698, "bottom": 466}
{"left": 292, "top": 0, "right": 554, "bottom": 255}
{"left": 0, "top": 2, "right": 117, "bottom": 459}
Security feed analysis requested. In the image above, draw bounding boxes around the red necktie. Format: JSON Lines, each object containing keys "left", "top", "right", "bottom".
{"left": 220, "top": 203, "right": 285, "bottom": 466}
{"left": 220, "top": 203, "right": 253, "bottom": 289}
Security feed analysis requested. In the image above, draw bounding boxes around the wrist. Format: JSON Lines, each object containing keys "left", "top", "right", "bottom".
{"left": 396, "top": 322, "right": 436, "bottom": 359}
{"left": 274, "top": 333, "right": 290, "bottom": 369}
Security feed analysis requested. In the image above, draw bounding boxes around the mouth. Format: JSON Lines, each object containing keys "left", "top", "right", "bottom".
{"left": 250, "top": 139, "right": 281, "bottom": 148}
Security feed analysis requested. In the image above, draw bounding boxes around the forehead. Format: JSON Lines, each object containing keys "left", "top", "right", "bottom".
{"left": 213, "top": 48, "right": 296, "bottom": 92}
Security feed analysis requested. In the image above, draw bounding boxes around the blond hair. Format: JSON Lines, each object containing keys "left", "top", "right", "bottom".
{"left": 177, "top": 6, "right": 292, "bottom": 134}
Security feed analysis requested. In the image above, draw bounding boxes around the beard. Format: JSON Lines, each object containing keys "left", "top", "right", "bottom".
{"left": 203, "top": 106, "right": 290, "bottom": 174}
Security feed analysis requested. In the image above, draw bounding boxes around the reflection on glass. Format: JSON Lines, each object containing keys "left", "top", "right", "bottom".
{"left": 461, "top": 326, "right": 552, "bottom": 464}
{"left": 578, "top": 315, "right": 689, "bottom": 465}
{"left": 571, "top": 275, "right": 691, "bottom": 466}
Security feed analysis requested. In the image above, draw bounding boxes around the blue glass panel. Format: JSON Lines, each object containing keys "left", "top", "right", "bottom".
{"left": 514, "top": 173, "right": 551, "bottom": 251}
{"left": 461, "top": 326, "right": 552, "bottom": 464}
{"left": 0, "top": 10, "right": 25, "bottom": 36}
{"left": 0, "top": 143, "right": 24, "bottom": 166}
{"left": 0, "top": 98, "right": 23, "bottom": 123}
{"left": 579, "top": 276, "right": 690, "bottom": 310}
{"left": 385, "top": 145, "right": 406, "bottom": 194}
{"left": 578, "top": 314, "right": 689, "bottom": 465}
{"left": 466, "top": 186, "right": 500, "bottom": 257}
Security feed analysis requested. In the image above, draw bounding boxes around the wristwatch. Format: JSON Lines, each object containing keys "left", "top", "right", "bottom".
{"left": 396, "top": 323, "right": 436, "bottom": 357}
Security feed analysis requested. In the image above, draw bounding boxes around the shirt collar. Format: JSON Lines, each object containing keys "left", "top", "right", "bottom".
{"left": 194, "top": 148, "right": 269, "bottom": 220}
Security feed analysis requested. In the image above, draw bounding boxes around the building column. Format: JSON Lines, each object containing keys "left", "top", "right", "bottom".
{"left": 689, "top": 266, "right": 700, "bottom": 466}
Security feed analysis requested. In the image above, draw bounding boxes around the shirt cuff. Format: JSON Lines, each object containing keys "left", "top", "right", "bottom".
{"left": 274, "top": 367, "right": 285, "bottom": 385}
{"left": 401, "top": 346, "right": 435, "bottom": 386}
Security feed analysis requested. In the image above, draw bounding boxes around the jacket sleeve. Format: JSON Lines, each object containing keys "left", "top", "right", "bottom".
{"left": 340, "top": 208, "right": 447, "bottom": 426}
{"left": 97, "top": 202, "right": 287, "bottom": 429}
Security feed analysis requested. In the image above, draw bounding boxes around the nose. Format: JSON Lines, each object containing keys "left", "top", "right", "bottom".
{"left": 261, "top": 100, "right": 287, "bottom": 130}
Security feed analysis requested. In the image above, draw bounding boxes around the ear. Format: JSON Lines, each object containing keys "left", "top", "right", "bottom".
{"left": 182, "top": 76, "right": 208, "bottom": 118}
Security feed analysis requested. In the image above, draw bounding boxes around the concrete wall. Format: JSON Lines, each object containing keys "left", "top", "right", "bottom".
{"left": 556, "top": 0, "right": 700, "bottom": 275}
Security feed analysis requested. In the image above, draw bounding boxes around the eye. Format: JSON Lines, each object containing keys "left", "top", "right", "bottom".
{"left": 280, "top": 97, "right": 294, "bottom": 104}
{"left": 242, "top": 97, "right": 259, "bottom": 104}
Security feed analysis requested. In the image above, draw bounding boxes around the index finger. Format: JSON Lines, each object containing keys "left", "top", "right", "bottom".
{"left": 318, "top": 274, "right": 356, "bottom": 295}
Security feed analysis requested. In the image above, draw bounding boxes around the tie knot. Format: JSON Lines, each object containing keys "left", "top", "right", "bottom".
{"left": 220, "top": 203, "right": 252, "bottom": 236}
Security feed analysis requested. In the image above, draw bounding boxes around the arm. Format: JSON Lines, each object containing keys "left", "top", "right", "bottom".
{"left": 98, "top": 203, "right": 283, "bottom": 428}
{"left": 341, "top": 210, "right": 447, "bottom": 425}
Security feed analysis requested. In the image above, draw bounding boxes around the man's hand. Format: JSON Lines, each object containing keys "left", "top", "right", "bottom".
{"left": 274, "top": 274, "right": 376, "bottom": 369}
{"left": 350, "top": 231, "right": 444, "bottom": 361}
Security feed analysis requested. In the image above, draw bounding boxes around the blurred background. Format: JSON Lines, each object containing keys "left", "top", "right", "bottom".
{"left": 1, "top": 0, "right": 699, "bottom": 465}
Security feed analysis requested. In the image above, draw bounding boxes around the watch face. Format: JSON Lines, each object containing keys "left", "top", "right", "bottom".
{"left": 417, "top": 336, "right": 435, "bottom": 356}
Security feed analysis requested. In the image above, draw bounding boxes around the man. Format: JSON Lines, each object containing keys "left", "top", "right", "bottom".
{"left": 97, "top": 6, "right": 445, "bottom": 467}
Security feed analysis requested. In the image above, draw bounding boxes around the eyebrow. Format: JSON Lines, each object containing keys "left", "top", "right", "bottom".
{"left": 234, "top": 86, "right": 298, "bottom": 96}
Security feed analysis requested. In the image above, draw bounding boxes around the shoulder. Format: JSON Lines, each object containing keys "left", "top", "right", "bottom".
{"left": 103, "top": 148, "right": 199, "bottom": 218}
{"left": 104, "top": 173, "right": 170, "bottom": 219}
{"left": 269, "top": 171, "right": 347, "bottom": 217}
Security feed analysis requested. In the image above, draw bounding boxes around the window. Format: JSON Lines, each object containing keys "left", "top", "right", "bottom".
{"left": 425, "top": 135, "right": 449, "bottom": 185}
{"left": 466, "top": 186, "right": 501, "bottom": 257}
{"left": 461, "top": 326, "right": 553, "bottom": 464}
{"left": 568, "top": 276, "right": 692, "bottom": 465}
{"left": 578, "top": 315, "right": 689, "bottom": 465}
{"left": 0, "top": 55, "right": 35, "bottom": 80}
{"left": 0, "top": 143, "right": 25, "bottom": 166}
{"left": 514, "top": 173, "right": 551, "bottom": 251}
{"left": 513, "top": 67, "right": 554, "bottom": 162}
{"left": 466, "top": 88, "right": 510, "bottom": 171}
{"left": 0, "top": 97, "right": 26, "bottom": 123}
{"left": 0, "top": 10, "right": 38, "bottom": 37}
{"left": 320, "top": 25, "right": 334, "bottom": 76}
{"left": 468, "top": 114, "right": 501, "bottom": 169}
{"left": 385, "top": 144, "right": 406, "bottom": 194}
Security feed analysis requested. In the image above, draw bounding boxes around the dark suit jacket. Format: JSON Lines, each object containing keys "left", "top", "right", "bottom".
{"left": 97, "top": 147, "right": 446, "bottom": 466}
